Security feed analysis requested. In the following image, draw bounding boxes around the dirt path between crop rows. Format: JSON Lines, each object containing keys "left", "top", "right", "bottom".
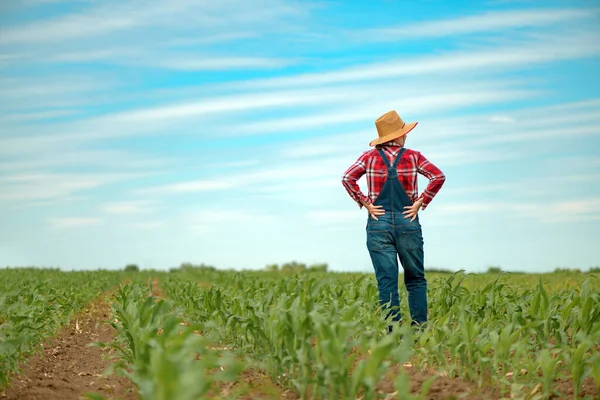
{"left": 5, "top": 279, "right": 594, "bottom": 400}
{"left": 2, "top": 294, "right": 136, "bottom": 400}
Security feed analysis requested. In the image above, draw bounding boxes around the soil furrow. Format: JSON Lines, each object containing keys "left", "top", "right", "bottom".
{"left": 2, "top": 294, "right": 136, "bottom": 400}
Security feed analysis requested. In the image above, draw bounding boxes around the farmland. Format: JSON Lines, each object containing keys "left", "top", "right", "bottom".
{"left": 1, "top": 267, "right": 599, "bottom": 399}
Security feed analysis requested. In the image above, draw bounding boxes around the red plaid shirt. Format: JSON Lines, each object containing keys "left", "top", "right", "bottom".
{"left": 342, "top": 143, "right": 445, "bottom": 211}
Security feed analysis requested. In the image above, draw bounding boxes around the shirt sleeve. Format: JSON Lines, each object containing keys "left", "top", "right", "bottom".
{"left": 415, "top": 151, "right": 445, "bottom": 210}
{"left": 342, "top": 152, "right": 372, "bottom": 209}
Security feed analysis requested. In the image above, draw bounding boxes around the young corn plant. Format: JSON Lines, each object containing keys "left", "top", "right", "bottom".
{"left": 92, "top": 282, "right": 243, "bottom": 400}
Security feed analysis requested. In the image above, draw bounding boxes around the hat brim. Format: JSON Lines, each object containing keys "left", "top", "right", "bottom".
{"left": 369, "top": 121, "right": 418, "bottom": 147}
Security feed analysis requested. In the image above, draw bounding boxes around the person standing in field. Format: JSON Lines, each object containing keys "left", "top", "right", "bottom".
{"left": 341, "top": 110, "right": 445, "bottom": 333}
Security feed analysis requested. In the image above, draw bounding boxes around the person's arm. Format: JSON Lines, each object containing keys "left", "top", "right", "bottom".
{"left": 342, "top": 153, "right": 386, "bottom": 219}
{"left": 415, "top": 151, "right": 446, "bottom": 210}
{"left": 403, "top": 152, "right": 444, "bottom": 221}
{"left": 341, "top": 152, "right": 370, "bottom": 209}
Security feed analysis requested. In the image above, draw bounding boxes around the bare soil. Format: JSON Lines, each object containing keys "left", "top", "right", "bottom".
{"left": 378, "top": 364, "right": 495, "bottom": 399}
{"left": 1, "top": 295, "right": 136, "bottom": 400}
{"left": 8, "top": 279, "right": 592, "bottom": 400}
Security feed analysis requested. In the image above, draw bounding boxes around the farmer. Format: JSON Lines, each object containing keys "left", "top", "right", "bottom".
{"left": 341, "top": 110, "right": 445, "bottom": 333}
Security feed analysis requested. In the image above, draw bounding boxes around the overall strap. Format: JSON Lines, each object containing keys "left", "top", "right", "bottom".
{"left": 392, "top": 148, "right": 407, "bottom": 169}
{"left": 376, "top": 148, "right": 392, "bottom": 169}
{"left": 377, "top": 148, "right": 406, "bottom": 170}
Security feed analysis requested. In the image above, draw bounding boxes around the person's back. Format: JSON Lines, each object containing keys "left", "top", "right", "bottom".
{"left": 341, "top": 110, "right": 445, "bottom": 333}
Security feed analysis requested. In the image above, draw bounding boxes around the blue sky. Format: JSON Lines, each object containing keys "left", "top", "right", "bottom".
{"left": 0, "top": 0, "right": 599, "bottom": 273}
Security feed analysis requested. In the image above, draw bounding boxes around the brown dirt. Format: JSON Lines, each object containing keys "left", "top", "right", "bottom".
{"left": 376, "top": 363, "right": 496, "bottom": 399}
{"left": 552, "top": 377, "right": 598, "bottom": 399}
{"left": 1, "top": 295, "right": 136, "bottom": 400}
{"left": 212, "top": 368, "right": 300, "bottom": 399}
{"left": 150, "top": 278, "right": 162, "bottom": 298}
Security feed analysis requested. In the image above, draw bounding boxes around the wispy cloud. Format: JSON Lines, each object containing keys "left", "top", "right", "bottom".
{"left": 0, "top": 148, "right": 170, "bottom": 172}
{"left": 0, "top": 0, "right": 309, "bottom": 45}
{"left": 135, "top": 155, "right": 350, "bottom": 199}
{"left": 0, "top": 80, "right": 536, "bottom": 150}
{"left": 48, "top": 217, "right": 101, "bottom": 229}
{"left": 229, "top": 88, "right": 535, "bottom": 136}
{"left": 489, "top": 116, "right": 516, "bottom": 123}
{"left": 0, "top": 75, "right": 117, "bottom": 112}
{"left": 307, "top": 210, "right": 363, "bottom": 225}
{"left": 237, "top": 31, "right": 600, "bottom": 89}
{"left": 424, "top": 198, "right": 600, "bottom": 225}
{"left": 0, "top": 109, "right": 79, "bottom": 122}
{"left": 0, "top": 172, "right": 148, "bottom": 202}
{"left": 101, "top": 201, "right": 159, "bottom": 215}
{"left": 45, "top": 49, "right": 295, "bottom": 70}
{"left": 124, "top": 221, "right": 165, "bottom": 230}
{"left": 48, "top": 48, "right": 143, "bottom": 63}
{"left": 186, "top": 209, "right": 276, "bottom": 234}
{"left": 362, "top": 8, "right": 597, "bottom": 41}
{"left": 151, "top": 56, "right": 295, "bottom": 71}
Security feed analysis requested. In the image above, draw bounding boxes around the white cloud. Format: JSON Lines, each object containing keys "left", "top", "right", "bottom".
{"left": 186, "top": 209, "right": 276, "bottom": 234}
{"left": 152, "top": 56, "right": 294, "bottom": 71}
{"left": 101, "top": 87, "right": 370, "bottom": 124}
{"left": 0, "top": 75, "right": 118, "bottom": 113}
{"left": 137, "top": 156, "right": 350, "bottom": 197}
{"left": 191, "top": 209, "right": 272, "bottom": 224}
{"left": 44, "top": 48, "right": 294, "bottom": 70}
{"left": 0, "top": 77, "right": 109, "bottom": 99}
{"left": 228, "top": 88, "right": 535, "bottom": 136}
{"left": 48, "top": 48, "right": 143, "bottom": 62}
{"left": 0, "top": 53, "right": 23, "bottom": 62}
{"left": 0, "top": 109, "right": 79, "bottom": 123}
{"left": 0, "top": 0, "right": 309, "bottom": 45}
{"left": 48, "top": 217, "right": 101, "bottom": 228}
{"left": 1, "top": 80, "right": 528, "bottom": 152}
{"left": 0, "top": 172, "right": 148, "bottom": 202}
{"left": 307, "top": 210, "right": 364, "bottom": 225}
{"left": 490, "top": 116, "right": 516, "bottom": 123}
{"left": 102, "top": 201, "right": 158, "bottom": 215}
{"left": 237, "top": 31, "right": 600, "bottom": 89}
{"left": 424, "top": 198, "right": 600, "bottom": 224}
{"left": 124, "top": 221, "right": 165, "bottom": 230}
{"left": 556, "top": 174, "right": 600, "bottom": 183}
{"left": 0, "top": 148, "right": 170, "bottom": 172}
{"left": 363, "top": 8, "right": 596, "bottom": 40}
{"left": 476, "top": 125, "right": 599, "bottom": 145}
{"left": 1, "top": 28, "right": 596, "bottom": 156}
{"left": 527, "top": 199, "right": 600, "bottom": 223}
{"left": 143, "top": 180, "right": 234, "bottom": 194}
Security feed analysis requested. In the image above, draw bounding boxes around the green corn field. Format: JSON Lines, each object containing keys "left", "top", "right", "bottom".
{"left": 1, "top": 266, "right": 599, "bottom": 400}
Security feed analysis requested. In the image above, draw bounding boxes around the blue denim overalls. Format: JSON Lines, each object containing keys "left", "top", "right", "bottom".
{"left": 366, "top": 148, "right": 427, "bottom": 329}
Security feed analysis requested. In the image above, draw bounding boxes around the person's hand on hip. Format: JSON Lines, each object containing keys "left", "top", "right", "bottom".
{"left": 366, "top": 204, "right": 385, "bottom": 220}
{"left": 403, "top": 199, "right": 423, "bottom": 222}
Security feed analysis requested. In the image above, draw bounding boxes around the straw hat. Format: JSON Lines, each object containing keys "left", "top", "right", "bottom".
{"left": 369, "top": 110, "right": 418, "bottom": 147}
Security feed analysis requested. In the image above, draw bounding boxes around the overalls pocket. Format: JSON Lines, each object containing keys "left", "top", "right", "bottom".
{"left": 366, "top": 217, "right": 393, "bottom": 251}
{"left": 402, "top": 228, "right": 423, "bottom": 251}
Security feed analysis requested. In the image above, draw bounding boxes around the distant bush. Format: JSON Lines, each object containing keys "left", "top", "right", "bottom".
{"left": 308, "top": 263, "right": 328, "bottom": 273}
{"left": 281, "top": 261, "right": 307, "bottom": 273}
{"left": 487, "top": 266, "right": 502, "bottom": 274}
{"left": 179, "top": 262, "right": 216, "bottom": 271}
{"left": 555, "top": 267, "right": 582, "bottom": 273}
{"left": 124, "top": 264, "right": 139, "bottom": 272}
{"left": 265, "top": 264, "right": 279, "bottom": 272}
{"left": 589, "top": 266, "right": 600, "bottom": 273}
{"left": 267, "top": 262, "right": 329, "bottom": 273}
{"left": 426, "top": 268, "right": 453, "bottom": 274}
